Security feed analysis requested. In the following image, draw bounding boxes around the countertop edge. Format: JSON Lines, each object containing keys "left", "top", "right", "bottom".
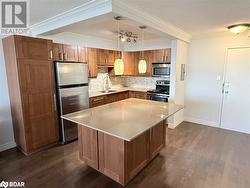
{"left": 62, "top": 105, "right": 184, "bottom": 142}
{"left": 89, "top": 88, "right": 150, "bottom": 98}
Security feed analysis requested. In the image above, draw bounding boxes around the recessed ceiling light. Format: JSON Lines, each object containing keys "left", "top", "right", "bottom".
{"left": 227, "top": 24, "right": 250, "bottom": 34}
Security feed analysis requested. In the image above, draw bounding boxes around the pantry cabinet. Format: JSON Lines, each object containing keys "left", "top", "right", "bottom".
{"left": 3, "top": 35, "right": 59, "bottom": 155}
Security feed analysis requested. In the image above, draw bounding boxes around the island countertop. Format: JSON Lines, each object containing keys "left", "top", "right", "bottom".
{"left": 62, "top": 98, "right": 184, "bottom": 141}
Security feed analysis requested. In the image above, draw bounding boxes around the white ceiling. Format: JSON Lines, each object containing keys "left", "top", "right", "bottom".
{"left": 120, "top": 0, "right": 250, "bottom": 36}
{"left": 30, "top": 0, "right": 250, "bottom": 38}
{"left": 30, "top": 0, "right": 92, "bottom": 25}
{"left": 43, "top": 13, "right": 169, "bottom": 40}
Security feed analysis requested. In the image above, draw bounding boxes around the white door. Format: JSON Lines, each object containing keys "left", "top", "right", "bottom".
{"left": 220, "top": 47, "right": 250, "bottom": 134}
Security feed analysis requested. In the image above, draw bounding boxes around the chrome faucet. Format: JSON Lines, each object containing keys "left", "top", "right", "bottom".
{"left": 103, "top": 74, "right": 110, "bottom": 92}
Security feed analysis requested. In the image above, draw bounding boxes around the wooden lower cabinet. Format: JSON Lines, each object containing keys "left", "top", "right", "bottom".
{"left": 129, "top": 91, "right": 148, "bottom": 100}
{"left": 89, "top": 91, "right": 129, "bottom": 108}
{"left": 78, "top": 125, "right": 98, "bottom": 169}
{"left": 78, "top": 121, "right": 166, "bottom": 185}
{"left": 89, "top": 91, "right": 147, "bottom": 108}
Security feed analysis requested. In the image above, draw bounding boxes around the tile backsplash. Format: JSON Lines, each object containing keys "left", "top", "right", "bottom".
{"left": 89, "top": 68, "right": 166, "bottom": 91}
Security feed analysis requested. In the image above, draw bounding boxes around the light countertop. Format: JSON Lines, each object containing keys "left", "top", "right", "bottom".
{"left": 62, "top": 98, "right": 184, "bottom": 141}
{"left": 89, "top": 87, "right": 151, "bottom": 98}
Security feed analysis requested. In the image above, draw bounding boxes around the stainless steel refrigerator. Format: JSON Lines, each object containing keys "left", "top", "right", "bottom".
{"left": 55, "top": 62, "right": 89, "bottom": 144}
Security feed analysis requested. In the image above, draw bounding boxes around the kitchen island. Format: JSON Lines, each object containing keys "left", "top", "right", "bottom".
{"left": 62, "top": 98, "right": 183, "bottom": 186}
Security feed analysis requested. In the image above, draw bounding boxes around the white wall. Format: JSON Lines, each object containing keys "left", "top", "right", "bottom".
{"left": 0, "top": 38, "right": 16, "bottom": 152}
{"left": 185, "top": 35, "right": 250, "bottom": 127}
{"left": 168, "top": 39, "right": 189, "bottom": 128}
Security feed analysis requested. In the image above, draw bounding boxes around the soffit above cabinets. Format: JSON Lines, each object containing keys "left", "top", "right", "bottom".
{"left": 42, "top": 13, "right": 169, "bottom": 41}
{"left": 30, "top": 0, "right": 191, "bottom": 42}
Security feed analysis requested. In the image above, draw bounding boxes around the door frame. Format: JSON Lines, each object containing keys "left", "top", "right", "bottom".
{"left": 219, "top": 46, "right": 250, "bottom": 128}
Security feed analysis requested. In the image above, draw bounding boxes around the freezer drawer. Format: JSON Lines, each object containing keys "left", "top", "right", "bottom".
{"left": 57, "top": 86, "right": 89, "bottom": 143}
{"left": 58, "top": 86, "right": 89, "bottom": 114}
{"left": 55, "top": 62, "right": 88, "bottom": 86}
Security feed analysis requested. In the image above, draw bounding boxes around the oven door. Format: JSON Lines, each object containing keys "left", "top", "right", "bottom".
{"left": 147, "top": 93, "right": 169, "bottom": 102}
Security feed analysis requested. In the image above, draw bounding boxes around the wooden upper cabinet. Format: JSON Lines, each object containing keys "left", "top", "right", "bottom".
{"left": 107, "top": 50, "right": 115, "bottom": 66}
{"left": 97, "top": 49, "right": 107, "bottom": 66}
{"left": 122, "top": 52, "right": 136, "bottom": 76}
{"left": 63, "top": 44, "right": 78, "bottom": 62}
{"left": 153, "top": 49, "right": 165, "bottom": 62}
{"left": 15, "top": 36, "right": 53, "bottom": 60}
{"left": 143, "top": 50, "right": 154, "bottom": 76}
{"left": 88, "top": 48, "right": 98, "bottom": 78}
{"left": 52, "top": 43, "right": 78, "bottom": 62}
{"left": 78, "top": 46, "right": 88, "bottom": 62}
{"left": 133, "top": 52, "right": 140, "bottom": 76}
{"left": 164, "top": 48, "right": 171, "bottom": 63}
{"left": 153, "top": 48, "right": 171, "bottom": 63}
{"left": 97, "top": 49, "right": 115, "bottom": 66}
{"left": 52, "top": 43, "right": 63, "bottom": 61}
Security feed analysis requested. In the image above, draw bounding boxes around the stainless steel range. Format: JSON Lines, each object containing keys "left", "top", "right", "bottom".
{"left": 147, "top": 80, "right": 170, "bottom": 102}
{"left": 55, "top": 62, "right": 89, "bottom": 144}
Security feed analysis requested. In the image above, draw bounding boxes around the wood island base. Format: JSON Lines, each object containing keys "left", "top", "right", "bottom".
{"left": 77, "top": 121, "right": 166, "bottom": 186}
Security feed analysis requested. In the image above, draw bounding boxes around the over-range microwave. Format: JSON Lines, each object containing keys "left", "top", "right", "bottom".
{"left": 152, "top": 63, "right": 171, "bottom": 77}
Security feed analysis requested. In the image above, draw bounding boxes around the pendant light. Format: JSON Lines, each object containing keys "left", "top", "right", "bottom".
{"left": 114, "top": 16, "right": 124, "bottom": 75}
{"left": 138, "top": 26, "right": 147, "bottom": 74}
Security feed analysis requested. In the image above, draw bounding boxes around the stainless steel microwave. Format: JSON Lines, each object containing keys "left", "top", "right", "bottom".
{"left": 152, "top": 63, "right": 171, "bottom": 77}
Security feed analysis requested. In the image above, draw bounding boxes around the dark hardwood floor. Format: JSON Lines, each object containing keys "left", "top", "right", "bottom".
{"left": 1, "top": 121, "right": 250, "bottom": 188}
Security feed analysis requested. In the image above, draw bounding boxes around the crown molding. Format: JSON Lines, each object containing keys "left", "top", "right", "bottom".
{"left": 112, "top": 0, "right": 191, "bottom": 43}
{"left": 31, "top": 0, "right": 113, "bottom": 36}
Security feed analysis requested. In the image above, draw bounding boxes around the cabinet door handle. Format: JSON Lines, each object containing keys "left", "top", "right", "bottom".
{"left": 63, "top": 52, "right": 67, "bottom": 60}
{"left": 162, "top": 56, "right": 164, "bottom": 62}
{"left": 53, "top": 94, "right": 57, "bottom": 112}
{"left": 59, "top": 52, "right": 63, "bottom": 60}
{"left": 49, "top": 50, "right": 53, "bottom": 59}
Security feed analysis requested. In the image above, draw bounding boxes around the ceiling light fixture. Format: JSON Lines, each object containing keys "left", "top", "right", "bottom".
{"left": 114, "top": 16, "right": 124, "bottom": 75}
{"left": 138, "top": 26, "right": 147, "bottom": 74}
{"left": 227, "top": 24, "right": 250, "bottom": 34}
{"left": 119, "top": 31, "right": 138, "bottom": 43}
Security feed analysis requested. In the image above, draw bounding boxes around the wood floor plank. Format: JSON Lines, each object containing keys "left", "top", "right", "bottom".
{"left": 0, "top": 121, "right": 250, "bottom": 188}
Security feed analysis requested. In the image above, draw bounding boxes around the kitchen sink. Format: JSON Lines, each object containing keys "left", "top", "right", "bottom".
{"left": 100, "top": 90, "right": 117, "bottom": 93}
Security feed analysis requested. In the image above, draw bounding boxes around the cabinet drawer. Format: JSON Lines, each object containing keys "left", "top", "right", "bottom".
{"left": 129, "top": 91, "right": 147, "bottom": 99}
{"left": 89, "top": 96, "right": 106, "bottom": 107}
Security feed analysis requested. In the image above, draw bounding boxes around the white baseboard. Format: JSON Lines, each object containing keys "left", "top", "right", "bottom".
{"left": 0, "top": 141, "right": 16, "bottom": 152}
{"left": 184, "top": 116, "right": 219, "bottom": 128}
